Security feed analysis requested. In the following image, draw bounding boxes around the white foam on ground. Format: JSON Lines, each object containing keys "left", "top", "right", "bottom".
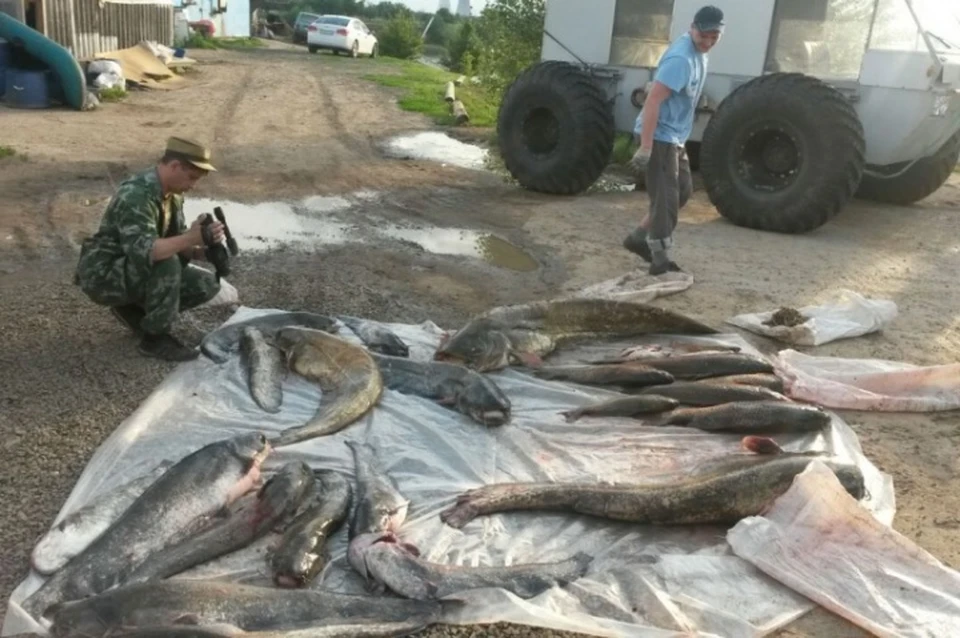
{"left": 384, "top": 131, "right": 489, "bottom": 170}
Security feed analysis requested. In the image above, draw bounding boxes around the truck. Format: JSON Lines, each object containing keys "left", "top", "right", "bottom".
{"left": 495, "top": 0, "right": 960, "bottom": 233}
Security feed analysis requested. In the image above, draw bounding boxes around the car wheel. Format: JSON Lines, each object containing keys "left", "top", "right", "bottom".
{"left": 308, "top": 45, "right": 318, "bottom": 54}
{"left": 351, "top": 41, "right": 358, "bottom": 58}
{"left": 371, "top": 43, "right": 378, "bottom": 58}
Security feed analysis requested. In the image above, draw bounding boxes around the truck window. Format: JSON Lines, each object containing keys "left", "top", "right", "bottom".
{"left": 764, "top": 0, "right": 876, "bottom": 79}
{"left": 609, "top": 0, "right": 675, "bottom": 68}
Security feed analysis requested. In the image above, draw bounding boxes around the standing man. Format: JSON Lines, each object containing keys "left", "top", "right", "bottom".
{"left": 74, "top": 137, "right": 225, "bottom": 361}
{"left": 623, "top": 6, "right": 724, "bottom": 275}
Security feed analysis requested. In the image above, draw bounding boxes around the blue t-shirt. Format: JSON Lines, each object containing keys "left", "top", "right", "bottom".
{"left": 634, "top": 33, "right": 707, "bottom": 146}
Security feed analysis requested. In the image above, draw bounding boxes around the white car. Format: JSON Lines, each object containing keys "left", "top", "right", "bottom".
{"left": 306, "top": 15, "right": 379, "bottom": 58}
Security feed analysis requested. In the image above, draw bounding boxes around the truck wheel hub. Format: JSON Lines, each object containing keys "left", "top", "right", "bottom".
{"left": 522, "top": 107, "right": 560, "bottom": 155}
{"left": 736, "top": 126, "right": 801, "bottom": 191}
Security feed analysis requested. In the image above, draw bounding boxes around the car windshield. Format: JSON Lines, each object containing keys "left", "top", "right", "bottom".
{"left": 911, "top": 0, "right": 960, "bottom": 52}
{"left": 871, "top": 0, "right": 960, "bottom": 55}
{"left": 317, "top": 17, "right": 350, "bottom": 26}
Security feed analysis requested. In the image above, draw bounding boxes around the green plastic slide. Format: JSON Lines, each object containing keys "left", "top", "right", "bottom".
{"left": 0, "top": 11, "right": 87, "bottom": 110}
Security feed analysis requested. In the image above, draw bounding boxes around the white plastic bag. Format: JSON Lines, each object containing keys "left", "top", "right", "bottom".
{"left": 729, "top": 461, "right": 959, "bottom": 638}
{"left": 725, "top": 290, "right": 897, "bottom": 346}
{"left": 774, "top": 349, "right": 960, "bottom": 412}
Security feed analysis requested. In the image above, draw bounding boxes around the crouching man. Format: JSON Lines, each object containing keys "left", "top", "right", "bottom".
{"left": 74, "top": 136, "right": 225, "bottom": 361}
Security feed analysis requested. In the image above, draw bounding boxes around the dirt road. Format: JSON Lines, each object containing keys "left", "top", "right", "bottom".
{"left": 1, "top": 41, "right": 958, "bottom": 638}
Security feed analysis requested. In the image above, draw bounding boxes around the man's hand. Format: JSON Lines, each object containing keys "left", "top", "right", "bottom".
{"left": 188, "top": 215, "right": 225, "bottom": 247}
{"left": 629, "top": 145, "right": 653, "bottom": 173}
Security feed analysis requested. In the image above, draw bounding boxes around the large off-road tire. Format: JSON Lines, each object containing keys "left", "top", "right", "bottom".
{"left": 700, "top": 73, "right": 866, "bottom": 234}
{"left": 855, "top": 131, "right": 960, "bottom": 205}
{"left": 497, "top": 61, "right": 615, "bottom": 195}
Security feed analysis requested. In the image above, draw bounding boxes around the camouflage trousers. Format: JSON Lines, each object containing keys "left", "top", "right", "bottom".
{"left": 76, "top": 245, "right": 220, "bottom": 335}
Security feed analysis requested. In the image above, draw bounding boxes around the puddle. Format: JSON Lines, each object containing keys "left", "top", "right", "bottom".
{"left": 383, "top": 131, "right": 489, "bottom": 171}
{"left": 377, "top": 223, "right": 538, "bottom": 272}
{"left": 184, "top": 197, "right": 357, "bottom": 251}
{"left": 184, "top": 194, "right": 539, "bottom": 272}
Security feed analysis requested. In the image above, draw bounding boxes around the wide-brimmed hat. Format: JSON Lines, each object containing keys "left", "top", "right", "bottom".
{"left": 165, "top": 136, "right": 217, "bottom": 172}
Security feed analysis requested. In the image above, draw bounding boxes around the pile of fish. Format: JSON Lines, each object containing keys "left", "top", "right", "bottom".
{"left": 25, "top": 433, "right": 591, "bottom": 637}
{"left": 20, "top": 299, "right": 873, "bottom": 637}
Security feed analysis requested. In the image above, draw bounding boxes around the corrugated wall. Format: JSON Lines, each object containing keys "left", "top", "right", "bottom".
{"left": 44, "top": 0, "right": 173, "bottom": 59}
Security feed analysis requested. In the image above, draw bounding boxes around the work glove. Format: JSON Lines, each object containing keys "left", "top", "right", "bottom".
{"left": 629, "top": 145, "right": 652, "bottom": 173}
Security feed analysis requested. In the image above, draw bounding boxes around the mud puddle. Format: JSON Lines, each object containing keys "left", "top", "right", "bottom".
{"left": 378, "top": 223, "right": 539, "bottom": 272}
{"left": 185, "top": 194, "right": 538, "bottom": 272}
{"left": 382, "top": 131, "right": 489, "bottom": 170}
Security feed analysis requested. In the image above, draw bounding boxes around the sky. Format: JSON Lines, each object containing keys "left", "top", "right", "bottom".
{"left": 368, "top": 0, "right": 490, "bottom": 15}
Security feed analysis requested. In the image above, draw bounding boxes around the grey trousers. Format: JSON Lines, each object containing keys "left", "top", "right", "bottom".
{"left": 646, "top": 141, "right": 693, "bottom": 242}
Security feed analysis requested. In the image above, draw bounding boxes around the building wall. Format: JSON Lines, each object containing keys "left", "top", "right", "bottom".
{"left": 16, "top": 0, "right": 172, "bottom": 58}
{"left": 0, "top": 0, "right": 24, "bottom": 21}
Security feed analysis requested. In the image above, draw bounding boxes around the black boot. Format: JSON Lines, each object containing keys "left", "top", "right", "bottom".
{"left": 138, "top": 333, "right": 199, "bottom": 362}
{"left": 622, "top": 227, "right": 653, "bottom": 263}
{"left": 649, "top": 260, "right": 683, "bottom": 276}
{"left": 111, "top": 304, "right": 146, "bottom": 335}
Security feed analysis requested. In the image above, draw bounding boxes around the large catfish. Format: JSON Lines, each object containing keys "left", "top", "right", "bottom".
{"left": 434, "top": 299, "right": 718, "bottom": 372}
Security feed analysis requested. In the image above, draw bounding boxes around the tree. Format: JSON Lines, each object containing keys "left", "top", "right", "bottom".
{"left": 447, "top": 20, "right": 482, "bottom": 70}
{"left": 378, "top": 11, "right": 423, "bottom": 59}
{"left": 474, "top": 0, "right": 545, "bottom": 96}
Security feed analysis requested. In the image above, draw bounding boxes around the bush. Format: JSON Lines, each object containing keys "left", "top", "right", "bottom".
{"left": 447, "top": 21, "right": 482, "bottom": 72}
{"left": 474, "top": 0, "right": 545, "bottom": 97}
{"left": 378, "top": 13, "right": 424, "bottom": 59}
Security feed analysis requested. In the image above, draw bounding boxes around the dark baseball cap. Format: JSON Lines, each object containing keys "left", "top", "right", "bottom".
{"left": 693, "top": 5, "right": 725, "bottom": 32}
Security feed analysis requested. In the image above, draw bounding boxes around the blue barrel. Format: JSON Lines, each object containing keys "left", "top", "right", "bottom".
{"left": 4, "top": 68, "right": 51, "bottom": 108}
{"left": 0, "top": 38, "right": 10, "bottom": 98}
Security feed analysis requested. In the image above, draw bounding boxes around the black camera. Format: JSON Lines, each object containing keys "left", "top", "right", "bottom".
{"left": 200, "top": 206, "right": 239, "bottom": 281}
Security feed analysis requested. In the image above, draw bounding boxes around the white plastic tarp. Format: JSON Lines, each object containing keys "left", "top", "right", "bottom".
{"left": 725, "top": 289, "right": 898, "bottom": 347}
{"left": 774, "top": 349, "right": 960, "bottom": 412}
{"left": 729, "top": 461, "right": 960, "bottom": 638}
{"left": 2, "top": 307, "right": 896, "bottom": 638}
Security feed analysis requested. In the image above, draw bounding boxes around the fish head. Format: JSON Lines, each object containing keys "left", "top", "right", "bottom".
{"left": 303, "top": 313, "right": 338, "bottom": 333}
{"left": 258, "top": 461, "right": 313, "bottom": 512}
{"left": 347, "top": 531, "right": 398, "bottom": 584}
{"left": 831, "top": 463, "right": 867, "bottom": 501}
{"left": 371, "top": 334, "right": 410, "bottom": 358}
{"left": 275, "top": 549, "right": 324, "bottom": 589}
{"left": 378, "top": 498, "right": 410, "bottom": 535}
{"left": 457, "top": 376, "right": 512, "bottom": 426}
{"left": 433, "top": 320, "right": 514, "bottom": 372}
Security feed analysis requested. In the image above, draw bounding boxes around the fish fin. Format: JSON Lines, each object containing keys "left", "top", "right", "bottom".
{"left": 401, "top": 542, "right": 421, "bottom": 557}
{"left": 173, "top": 614, "right": 202, "bottom": 625}
{"left": 425, "top": 580, "right": 441, "bottom": 598}
{"left": 560, "top": 408, "right": 582, "bottom": 423}
{"left": 436, "top": 396, "right": 457, "bottom": 406}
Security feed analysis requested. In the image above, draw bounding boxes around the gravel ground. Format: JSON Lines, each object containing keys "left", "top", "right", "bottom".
{"left": 2, "top": 40, "right": 960, "bottom": 638}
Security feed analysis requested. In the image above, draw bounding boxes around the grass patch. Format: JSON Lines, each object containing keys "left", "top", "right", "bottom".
{"left": 0, "top": 146, "right": 15, "bottom": 159}
{"left": 611, "top": 133, "right": 635, "bottom": 165}
{"left": 364, "top": 58, "right": 498, "bottom": 127}
{"left": 183, "top": 35, "right": 263, "bottom": 50}
{"left": 98, "top": 86, "right": 128, "bottom": 102}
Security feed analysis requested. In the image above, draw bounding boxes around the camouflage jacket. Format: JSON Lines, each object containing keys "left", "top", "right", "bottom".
{"left": 77, "top": 167, "right": 187, "bottom": 276}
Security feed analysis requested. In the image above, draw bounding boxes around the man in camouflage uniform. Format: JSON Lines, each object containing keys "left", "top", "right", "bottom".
{"left": 74, "top": 137, "right": 226, "bottom": 361}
